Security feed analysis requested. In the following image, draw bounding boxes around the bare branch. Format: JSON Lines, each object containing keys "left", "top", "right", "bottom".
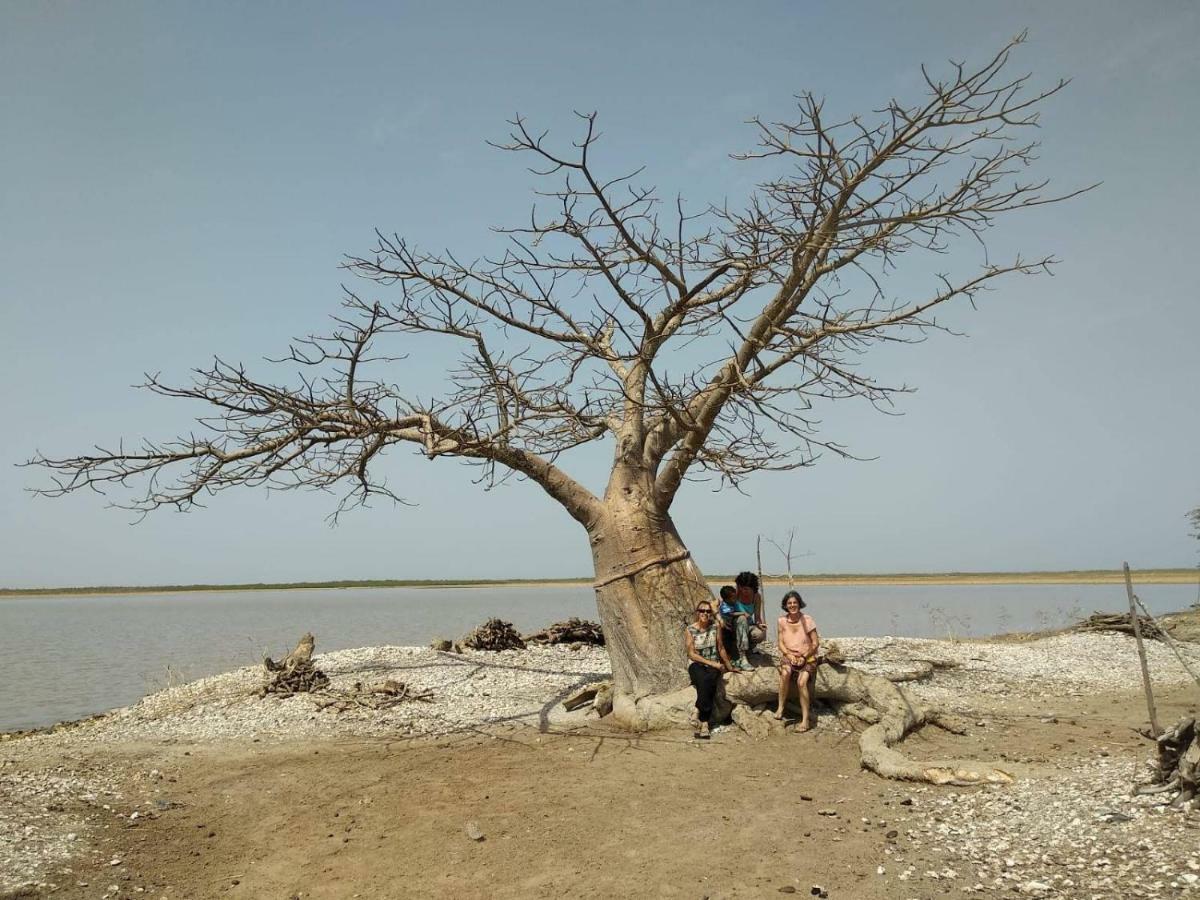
{"left": 29, "top": 35, "right": 1079, "bottom": 534}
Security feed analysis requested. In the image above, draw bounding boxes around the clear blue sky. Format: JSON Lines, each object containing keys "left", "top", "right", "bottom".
{"left": 3, "top": 2, "right": 1198, "bottom": 587}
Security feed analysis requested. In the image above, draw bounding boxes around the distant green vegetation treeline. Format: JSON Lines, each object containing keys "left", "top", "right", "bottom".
{"left": 2, "top": 568, "right": 1197, "bottom": 597}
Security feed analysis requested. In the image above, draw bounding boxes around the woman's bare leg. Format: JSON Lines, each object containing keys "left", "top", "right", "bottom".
{"left": 796, "top": 669, "right": 812, "bottom": 731}
{"left": 775, "top": 665, "right": 792, "bottom": 718}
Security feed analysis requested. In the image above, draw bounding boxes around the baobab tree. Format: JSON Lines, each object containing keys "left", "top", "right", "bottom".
{"left": 31, "top": 36, "right": 1080, "bottom": 722}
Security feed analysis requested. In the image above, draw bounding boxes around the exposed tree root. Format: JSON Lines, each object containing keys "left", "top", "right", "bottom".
{"left": 612, "top": 661, "right": 1012, "bottom": 787}
{"left": 1136, "top": 717, "right": 1198, "bottom": 809}
{"left": 724, "top": 664, "right": 1011, "bottom": 786}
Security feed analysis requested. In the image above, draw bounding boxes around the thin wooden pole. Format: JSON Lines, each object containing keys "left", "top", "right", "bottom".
{"left": 1125, "top": 562, "right": 1160, "bottom": 737}
{"left": 1130, "top": 592, "right": 1200, "bottom": 689}
{"left": 756, "top": 535, "right": 765, "bottom": 606}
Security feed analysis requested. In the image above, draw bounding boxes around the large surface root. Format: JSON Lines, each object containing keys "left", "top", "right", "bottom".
{"left": 612, "top": 662, "right": 1012, "bottom": 787}
{"left": 1137, "top": 717, "right": 1199, "bottom": 809}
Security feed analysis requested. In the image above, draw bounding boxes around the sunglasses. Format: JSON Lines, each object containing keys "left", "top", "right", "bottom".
{"left": 696, "top": 607, "right": 712, "bottom": 614}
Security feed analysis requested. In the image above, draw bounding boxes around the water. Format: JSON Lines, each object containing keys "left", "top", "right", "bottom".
{"left": 1, "top": 582, "right": 1194, "bottom": 732}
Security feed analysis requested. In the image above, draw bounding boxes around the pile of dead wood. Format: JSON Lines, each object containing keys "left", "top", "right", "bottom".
{"left": 1071, "top": 611, "right": 1164, "bottom": 641}
{"left": 524, "top": 618, "right": 604, "bottom": 646}
{"left": 1137, "top": 716, "right": 1198, "bottom": 810}
{"left": 460, "top": 618, "right": 526, "bottom": 651}
{"left": 260, "top": 633, "right": 330, "bottom": 697}
{"left": 315, "top": 679, "right": 434, "bottom": 714}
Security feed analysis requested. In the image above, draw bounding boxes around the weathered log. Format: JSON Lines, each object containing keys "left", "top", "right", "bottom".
{"left": 264, "top": 632, "right": 315, "bottom": 672}
{"left": 460, "top": 618, "right": 526, "bottom": 651}
{"left": 562, "top": 685, "right": 600, "bottom": 712}
{"left": 591, "top": 681, "right": 614, "bottom": 718}
{"left": 525, "top": 618, "right": 605, "bottom": 646}
{"left": 261, "top": 633, "right": 329, "bottom": 697}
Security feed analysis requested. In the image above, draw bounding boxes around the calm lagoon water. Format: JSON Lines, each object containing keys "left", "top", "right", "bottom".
{"left": 2, "top": 582, "right": 1195, "bottom": 732}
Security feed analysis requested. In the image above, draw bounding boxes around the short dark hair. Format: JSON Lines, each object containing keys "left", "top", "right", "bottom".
{"left": 734, "top": 571, "right": 758, "bottom": 591}
{"left": 781, "top": 590, "right": 806, "bottom": 611}
{"left": 719, "top": 585, "right": 736, "bottom": 601}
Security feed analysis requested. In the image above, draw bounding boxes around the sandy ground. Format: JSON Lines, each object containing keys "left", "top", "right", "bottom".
{"left": 3, "top": 621, "right": 1200, "bottom": 900}
{"left": 3, "top": 689, "right": 1196, "bottom": 900}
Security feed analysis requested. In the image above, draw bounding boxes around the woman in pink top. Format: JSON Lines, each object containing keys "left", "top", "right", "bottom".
{"left": 774, "top": 590, "right": 819, "bottom": 730}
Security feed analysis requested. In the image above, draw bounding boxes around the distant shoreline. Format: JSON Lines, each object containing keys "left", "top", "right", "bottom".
{"left": 2, "top": 568, "right": 1196, "bottom": 598}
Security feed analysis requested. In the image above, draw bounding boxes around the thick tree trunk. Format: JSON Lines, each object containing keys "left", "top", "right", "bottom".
{"left": 586, "top": 479, "right": 713, "bottom": 708}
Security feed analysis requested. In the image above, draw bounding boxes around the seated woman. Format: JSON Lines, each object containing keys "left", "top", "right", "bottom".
{"left": 684, "top": 600, "right": 729, "bottom": 739}
{"left": 774, "top": 590, "right": 819, "bottom": 730}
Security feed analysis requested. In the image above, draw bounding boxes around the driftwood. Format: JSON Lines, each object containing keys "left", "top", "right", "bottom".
{"left": 562, "top": 685, "right": 599, "bottom": 711}
{"left": 261, "top": 633, "right": 329, "bottom": 696}
{"left": 315, "top": 679, "right": 434, "bottom": 713}
{"left": 560, "top": 680, "right": 613, "bottom": 713}
{"left": 591, "top": 681, "right": 614, "bottom": 717}
{"left": 460, "top": 618, "right": 526, "bottom": 651}
{"left": 525, "top": 618, "right": 605, "bottom": 646}
{"left": 1136, "top": 717, "right": 1199, "bottom": 809}
{"left": 1072, "top": 611, "right": 1164, "bottom": 641}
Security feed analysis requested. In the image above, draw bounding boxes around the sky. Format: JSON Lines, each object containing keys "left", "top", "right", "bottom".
{"left": 2, "top": 2, "right": 1198, "bottom": 587}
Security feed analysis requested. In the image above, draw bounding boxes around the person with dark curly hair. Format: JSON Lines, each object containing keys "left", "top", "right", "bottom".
{"left": 719, "top": 571, "right": 766, "bottom": 669}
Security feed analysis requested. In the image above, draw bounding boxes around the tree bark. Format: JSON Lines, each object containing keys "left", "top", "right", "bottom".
{"left": 586, "top": 477, "right": 713, "bottom": 710}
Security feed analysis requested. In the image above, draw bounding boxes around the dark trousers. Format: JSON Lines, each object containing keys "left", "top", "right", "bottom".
{"left": 688, "top": 661, "right": 721, "bottom": 723}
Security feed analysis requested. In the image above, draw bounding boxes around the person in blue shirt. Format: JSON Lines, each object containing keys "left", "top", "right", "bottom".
{"left": 718, "top": 574, "right": 766, "bottom": 670}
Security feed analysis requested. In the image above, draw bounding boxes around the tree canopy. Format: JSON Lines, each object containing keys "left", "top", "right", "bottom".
{"left": 31, "top": 35, "right": 1082, "bottom": 533}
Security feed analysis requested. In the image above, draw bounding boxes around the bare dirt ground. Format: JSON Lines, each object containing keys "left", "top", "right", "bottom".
{"left": 5, "top": 684, "right": 1197, "bottom": 900}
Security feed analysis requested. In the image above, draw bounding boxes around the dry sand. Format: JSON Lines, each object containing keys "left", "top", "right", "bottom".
{"left": 3, "top": 618, "right": 1199, "bottom": 900}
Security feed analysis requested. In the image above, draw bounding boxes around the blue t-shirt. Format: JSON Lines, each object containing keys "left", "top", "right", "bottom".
{"left": 719, "top": 600, "right": 753, "bottom": 618}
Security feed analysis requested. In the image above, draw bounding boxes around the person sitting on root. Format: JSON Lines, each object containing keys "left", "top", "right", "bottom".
{"left": 684, "top": 599, "right": 729, "bottom": 739}
{"left": 716, "top": 585, "right": 746, "bottom": 663}
{"left": 720, "top": 571, "right": 767, "bottom": 671}
{"left": 774, "top": 590, "right": 819, "bottom": 731}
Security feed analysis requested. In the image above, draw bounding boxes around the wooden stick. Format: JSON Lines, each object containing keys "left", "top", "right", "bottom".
{"left": 756, "top": 535, "right": 766, "bottom": 621}
{"left": 1126, "top": 562, "right": 1160, "bottom": 737}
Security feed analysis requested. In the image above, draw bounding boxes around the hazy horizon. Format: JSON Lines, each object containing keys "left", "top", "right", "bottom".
{"left": 6, "top": 565, "right": 1198, "bottom": 594}
{"left": 3, "top": 3, "right": 1198, "bottom": 588}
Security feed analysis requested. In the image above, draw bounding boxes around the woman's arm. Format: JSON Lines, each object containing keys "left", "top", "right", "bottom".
{"left": 684, "top": 628, "right": 701, "bottom": 665}
{"left": 717, "top": 632, "right": 732, "bottom": 671}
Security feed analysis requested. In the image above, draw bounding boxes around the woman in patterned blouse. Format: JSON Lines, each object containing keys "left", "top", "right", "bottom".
{"left": 684, "top": 599, "right": 729, "bottom": 739}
